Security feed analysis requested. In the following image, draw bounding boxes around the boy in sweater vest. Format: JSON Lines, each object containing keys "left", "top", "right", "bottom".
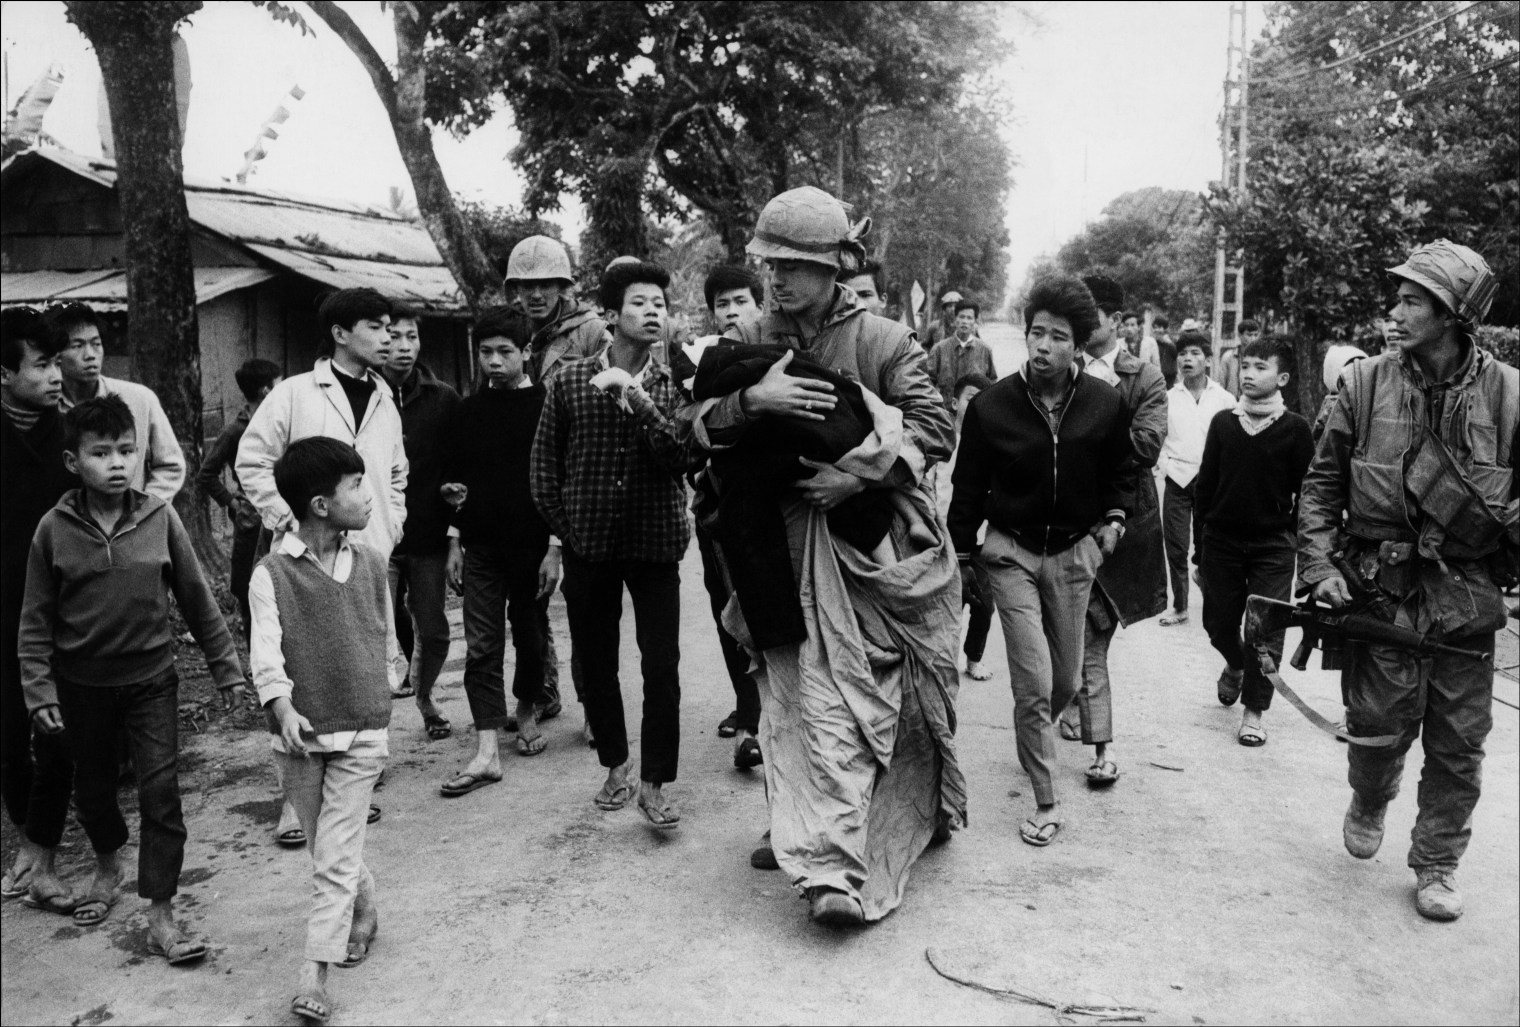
{"left": 20, "top": 396, "right": 246, "bottom": 962}
{"left": 1195, "top": 335, "right": 1315, "bottom": 747}
{"left": 250, "top": 437, "right": 395, "bottom": 1024}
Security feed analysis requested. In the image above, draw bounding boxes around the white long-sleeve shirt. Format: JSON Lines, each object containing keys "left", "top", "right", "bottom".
{"left": 249, "top": 532, "right": 397, "bottom": 754}
{"left": 1161, "top": 377, "right": 1236, "bottom": 487}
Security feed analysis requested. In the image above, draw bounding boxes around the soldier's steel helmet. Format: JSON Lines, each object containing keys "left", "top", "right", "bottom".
{"left": 747, "top": 187, "right": 850, "bottom": 268}
{"left": 1386, "top": 239, "right": 1497, "bottom": 325}
{"left": 505, "top": 235, "right": 574, "bottom": 284}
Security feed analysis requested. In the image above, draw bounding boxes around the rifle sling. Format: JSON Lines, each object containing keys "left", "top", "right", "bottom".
{"left": 1253, "top": 648, "right": 1402, "bottom": 747}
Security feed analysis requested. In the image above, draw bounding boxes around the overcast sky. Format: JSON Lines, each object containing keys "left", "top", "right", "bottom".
{"left": 2, "top": 0, "right": 1264, "bottom": 304}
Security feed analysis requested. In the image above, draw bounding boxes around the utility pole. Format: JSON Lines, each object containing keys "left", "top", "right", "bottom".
{"left": 1213, "top": 2, "right": 1248, "bottom": 347}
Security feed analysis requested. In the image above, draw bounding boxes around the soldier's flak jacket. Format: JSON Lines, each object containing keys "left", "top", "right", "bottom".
{"left": 1299, "top": 342, "right": 1518, "bottom": 637}
{"left": 528, "top": 298, "right": 612, "bottom": 385}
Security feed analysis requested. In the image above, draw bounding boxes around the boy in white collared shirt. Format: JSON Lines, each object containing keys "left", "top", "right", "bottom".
{"left": 250, "top": 437, "right": 397, "bottom": 1025}
{"left": 1158, "top": 330, "right": 1235, "bottom": 625}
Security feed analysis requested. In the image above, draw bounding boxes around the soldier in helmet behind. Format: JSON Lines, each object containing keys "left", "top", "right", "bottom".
{"left": 1299, "top": 239, "right": 1517, "bottom": 921}
{"left": 691, "top": 186, "right": 964, "bottom": 926}
{"left": 924, "top": 291, "right": 962, "bottom": 352}
{"left": 501, "top": 236, "right": 611, "bottom": 743}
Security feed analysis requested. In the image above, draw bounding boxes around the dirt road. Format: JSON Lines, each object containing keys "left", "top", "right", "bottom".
{"left": 3, "top": 324, "right": 1516, "bottom": 1024}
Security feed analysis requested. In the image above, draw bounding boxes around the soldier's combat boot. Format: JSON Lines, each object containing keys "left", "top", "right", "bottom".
{"left": 1415, "top": 868, "right": 1463, "bottom": 921}
{"left": 1342, "top": 793, "right": 1386, "bottom": 859}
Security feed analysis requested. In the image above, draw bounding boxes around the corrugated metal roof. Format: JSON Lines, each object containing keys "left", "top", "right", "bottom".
{"left": 4, "top": 148, "right": 469, "bottom": 314}
{"left": 1, "top": 266, "right": 275, "bottom": 309}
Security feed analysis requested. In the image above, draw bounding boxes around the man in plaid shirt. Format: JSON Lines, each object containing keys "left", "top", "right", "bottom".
{"left": 530, "top": 260, "right": 700, "bottom": 831}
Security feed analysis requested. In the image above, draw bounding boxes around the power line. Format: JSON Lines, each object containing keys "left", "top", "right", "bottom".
{"left": 1254, "top": 0, "right": 1490, "bottom": 86}
{"left": 1255, "top": 50, "right": 1520, "bottom": 116}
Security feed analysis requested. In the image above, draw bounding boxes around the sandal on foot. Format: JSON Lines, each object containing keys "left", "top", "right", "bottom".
{"left": 22, "top": 887, "right": 78, "bottom": 916}
{"left": 516, "top": 733, "right": 547, "bottom": 757}
{"left": 538, "top": 699, "right": 563, "bottom": 722}
{"left": 717, "top": 712, "right": 740, "bottom": 739}
{"left": 147, "top": 935, "right": 208, "bottom": 965}
{"left": 336, "top": 930, "right": 376, "bottom": 969}
{"left": 439, "top": 770, "right": 501, "bottom": 798}
{"left": 1057, "top": 715, "right": 1082, "bottom": 742}
{"left": 1019, "top": 818, "right": 1062, "bottom": 847}
{"left": 70, "top": 888, "right": 119, "bottom": 925}
{"left": 1085, "top": 760, "right": 1121, "bottom": 788}
{"left": 594, "top": 777, "right": 635, "bottom": 811}
{"left": 1, "top": 869, "right": 33, "bottom": 900}
{"left": 367, "top": 804, "right": 382, "bottom": 824}
{"left": 277, "top": 827, "right": 307, "bottom": 848}
{"left": 1237, "top": 722, "right": 1267, "bottom": 747}
{"left": 390, "top": 683, "right": 415, "bottom": 700}
{"left": 734, "top": 736, "right": 762, "bottom": 770}
{"left": 423, "top": 714, "right": 452, "bottom": 740}
{"left": 1217, "top": 667, "right": 1244, "bottom": 706}
{"left": 291, "top": 991, "right": 331, "bottom": 1024}
{"left": 638, "top": 795, "right": 681, "bottom": 830}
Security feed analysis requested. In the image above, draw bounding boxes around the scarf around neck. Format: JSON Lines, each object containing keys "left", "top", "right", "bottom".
{"left": 1235, "top": 392, "right": 1285, "bottom": 436}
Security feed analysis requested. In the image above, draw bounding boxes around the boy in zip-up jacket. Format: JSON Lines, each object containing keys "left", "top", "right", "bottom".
{"left": 19, "top": 395, "right": 246, "bottom": 964}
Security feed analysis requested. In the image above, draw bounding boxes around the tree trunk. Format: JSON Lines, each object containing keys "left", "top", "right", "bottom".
{"left": 579, "top": 154, "right": 649, "bottom": 271}
{"left": 65, "top": 1, "right": 222, "bottom": 574}
{"left": 303, "top": 1, "right": 505, "bottom": 312}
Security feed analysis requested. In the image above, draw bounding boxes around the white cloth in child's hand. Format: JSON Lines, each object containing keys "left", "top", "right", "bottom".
{"left": 590, "top": 367, "right": 634, "bottom": 395}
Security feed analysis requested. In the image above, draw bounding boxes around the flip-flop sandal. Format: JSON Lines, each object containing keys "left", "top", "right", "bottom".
{"left": 423, "top": 714, "right": 452, "bottom": 740}
{"left": 439, "top": 771, "right": 501, "bottom": 798}
{"left": 1057, "top": 716, "right": 1082, "bottom": 742}
{"left": 1238, "top": 724, "right": 1267, "bottom": 747}
{"left": 1019, "top": 818, "right": 1062, "bottom": 847}
{"left": 1, "top": 870, "right": 33, "bottom": 900}
{"left": 291, "top": 991, "right": 332, "bottom": 1024}
{"left": 335, "top": 929, "right": 376, "bottom": 969}
{"left": 367, "top": 804, "right": 382, "bottom": 824}
{"left": 538, "top": 699, "right": 563, "bottom": 722}
{"left": 734, "top": 736, "right": 762, "bottom": 769}
{"left": 516, "top": 733, "right": 547, "bottom": 757}
{"left": 22, "top": 888, "right": 78, "bottom": 916}
{"left": 638, "top": 796, "right": 681, "bottom": 830}
{"left": 390, "top": 684, "right": 415, "bottom": 700}
{"left": 717, "top": 713, "right": 739, "bottom": 739}
{"left": 71, "top": 891, "right": 118, "bottom": 925}
{"left": 1085, "top": 760, "right": 1121, "bottom": 788}
{"left": 1218, "top": 671, "right": 1244, "bottom": 707}
{"left": 594, "top": 778, "right": 635, "bottom": 811}
{"left": 277, "top": 828, "right": 307, "bottom": 848}
{"left": 147, "top": 936, "right": 208, "bottom": 965}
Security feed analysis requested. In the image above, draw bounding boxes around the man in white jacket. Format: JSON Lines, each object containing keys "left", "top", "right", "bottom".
{"left": 236, "top": 288, "right": 409, "bottom": 853}
{"left": 49, "top": 303, "right": 185, "bottom": 500}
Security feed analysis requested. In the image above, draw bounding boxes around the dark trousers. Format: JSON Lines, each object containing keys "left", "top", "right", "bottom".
{"left": 1200, "top": 526, "right": 1296, "bottom": 712}
{"left": 1162, "top": 477, "right": 1200, "bottom": 612}
{"left": 462, "top": 545, "right": 547, "bottom": 730}
{"left": 963, "top": 562, "right": 994, "bottom": 663}
{"left": 229, "top": 522, "right": 269, "bottom": 645}
{"left": 0, "top": 648, "right": 73, "bottom": 848}
{"left": 58, "top": 669, "right": 185, "bottom": 900}
{"left": 696, "top": 524, "right": 759, "bottom": 733}
{"left": 389, "top": 550, "right": 451, "bottom": 702}
{"left": 1344, "top": 633, "right": 1495, "bottom": 869}
{"left": 561, "top": 550, "right": 681, "bottom": 784}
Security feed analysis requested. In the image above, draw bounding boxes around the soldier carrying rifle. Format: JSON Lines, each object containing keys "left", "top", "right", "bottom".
{"left": 1298, "top": 240, "right": 1517, "bottom": 922}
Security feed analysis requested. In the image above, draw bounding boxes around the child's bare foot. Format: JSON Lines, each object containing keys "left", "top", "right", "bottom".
{"left": 966, "top": 660, "right": 993, "bottom": 680}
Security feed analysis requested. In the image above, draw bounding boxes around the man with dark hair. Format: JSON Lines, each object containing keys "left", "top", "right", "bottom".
{"left": 1056, "top": 273, "right": 1168, "bottom": 789}
{"left": 46, "top": 302, "right": 184, "bottom": 500}
{"left": 1150, "top": 315, "right": 1178, "bottom": 387}
{"left": 532, "top": 259, "right": 699, "bottom": 830}
{"left": 926, "top": 299, "right": 997, "bottom": 409}
{"left": 506, "top": 235, "right": 611, "bottom": 385}
{"left": 838, "top": 259, "right": 886, "bottom": 317}
{"left": 0, "top": 307, "right": 76, "bottom": 910}
{"left": 951, "top": 273, "right": 1132, "bottom": 847}
{"left": 198, "top": 359, "right": 283, "bottom": 644}
{"left": 703, "top": 265, "right": 764, "bottom": 328}
{"left": 380, "top": 306, "right": 462, "bottom": 735}
{"left": 1214, "top": 317, "right": 1260, "bottom": 398}
{"left": 1300, "top": 240, "right": 1515, "bottom": 921}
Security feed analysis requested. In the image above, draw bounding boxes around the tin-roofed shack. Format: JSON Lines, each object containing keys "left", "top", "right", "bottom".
{"left": 0, "top": 147, "right": 474, "bottom": 445}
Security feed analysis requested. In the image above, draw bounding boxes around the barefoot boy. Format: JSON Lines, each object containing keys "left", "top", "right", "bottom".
{"left": 1195, "top": 335, "right": 1315, "bottom": 746}
{"left": 250, "top": 437, "right": 394, "bottom": 1023}
{"left": 19, "top": 395, "right": 246, "bottom": 961}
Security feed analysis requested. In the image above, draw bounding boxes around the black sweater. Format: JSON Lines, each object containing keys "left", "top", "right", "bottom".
{"left": 2, "top": 408, "right": 77, "bottom": 640}
{"left": 1194, "top": 409, "right": 1315, "bottom": 537}
{"left": 949, "top": 370, "right": 1134, "bottom": 555}
{"left": 442, "top": 383, "right": 551, "bottom": 551}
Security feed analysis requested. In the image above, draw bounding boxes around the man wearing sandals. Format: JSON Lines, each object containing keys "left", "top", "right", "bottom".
{"left": 950, "top": 274, "right": 1132, "bottom": 848}
{"left": 1299, "top": 240, "right": 1517, "bottom": 922}
{"left": 531, "top": 260, "right": 701, "bottom": 830}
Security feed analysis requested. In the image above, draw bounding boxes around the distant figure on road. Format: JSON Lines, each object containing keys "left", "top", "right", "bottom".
{"left": 923, "top": 290, "right": 962, "bottom": 351}
{"left": 1298, "top": 239, "right": 1515, "bottom": 922}
{"left": 926, "top": 300, "right": 997, "bottom": 410}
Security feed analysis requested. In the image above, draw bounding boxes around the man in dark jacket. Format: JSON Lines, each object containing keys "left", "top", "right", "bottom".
{"left": 0, "top": 308, "right": 76, "bottom": 910}
{"left": 383, "top": 308, "right": 461, "bottom": 734}
{"left": 949, "top": 273, "right": 1132, "bottom": 849}
{"left": 1055, "top": 274, "right": 1169, "bottom": 788}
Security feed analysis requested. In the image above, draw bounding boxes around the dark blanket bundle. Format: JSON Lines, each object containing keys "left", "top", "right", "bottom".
{"left": 694, "top": 344, "right": 896, "bottom": 649}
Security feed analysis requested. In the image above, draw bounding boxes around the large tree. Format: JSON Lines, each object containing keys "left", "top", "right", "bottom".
{"left": 1210, "top": 0, "right": 1519, "bottom": 409}
{"left": 64, "top": 1, "right": 221, "bottom": 566}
